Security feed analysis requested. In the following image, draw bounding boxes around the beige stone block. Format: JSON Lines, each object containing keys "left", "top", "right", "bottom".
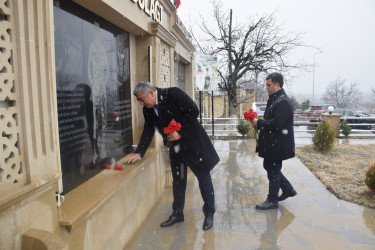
{"left": 21, "top": 228, "right": 66, "bottom": 250}
{"left": 112, "top": 204, "right": 139, "bottom": 249}
{"left": 321, "top": 114, "right": 342, "bottom": 137}
{"left": 84, "top": 194, "right": 126, "bottom": 249}
{"left": 57, "top": 149, "right": 166, "bottom": 249}
{"left": 0, "top": 187, "right": 60, "bottom": 250}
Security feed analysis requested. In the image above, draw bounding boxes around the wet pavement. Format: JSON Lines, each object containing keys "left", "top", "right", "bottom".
{"left": 128, "top": 139, "right": 375, "bottom": 249}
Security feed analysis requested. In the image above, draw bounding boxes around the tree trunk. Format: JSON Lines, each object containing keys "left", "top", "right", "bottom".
{"left": 228, "top": 102, "right": 237, "bottom": 117}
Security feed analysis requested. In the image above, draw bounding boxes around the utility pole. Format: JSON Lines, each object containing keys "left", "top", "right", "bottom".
{"left": 312, "top": 50, "right": 322, "bottom": 104}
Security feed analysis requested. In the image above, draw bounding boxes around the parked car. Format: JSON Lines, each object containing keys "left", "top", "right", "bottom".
{"left": 308, "top": 105, "right": 324, "bottom": 113}
{"left": 251, "top": 102, "right": 267, "bottom": 116}
{"left": 308, "top": 104, "right": 335, "bottom": 122}
{"left": 324, "top": 109, "right": 375, "bottom": 130}
{"left": 308, "top": 104, "right": 334, "bottom": 113}
{"left": 354, "top": 111, "right": 371, "bottom": 117}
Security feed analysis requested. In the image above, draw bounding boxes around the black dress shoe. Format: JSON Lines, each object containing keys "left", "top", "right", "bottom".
{"left": 278, "top": 189, "right": 297, "bottom": 201}
{"left": 160, "top": 215, "right": 184, "bottom": 227}
{"left": 256, "top": 201, "right": 278, "bottom": 210}
{"left": 203, "top": 216, "right": 213, "bottom": 230}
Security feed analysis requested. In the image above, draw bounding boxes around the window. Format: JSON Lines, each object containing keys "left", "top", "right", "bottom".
{"left": 174, "top": 60, "right": 185, "bottom": 90}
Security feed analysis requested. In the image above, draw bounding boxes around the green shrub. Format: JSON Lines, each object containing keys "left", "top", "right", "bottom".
{"left": 236, "top": 118, "right": 250, "bottom": 138}
{"left": 365, "top": 163, "right": 375, "bottom": 192}
{"left": 340, "top": 121, "right": 352, "bottom": 138}
{"left": 312, "top": 121, "right": 335, "bottom": 152}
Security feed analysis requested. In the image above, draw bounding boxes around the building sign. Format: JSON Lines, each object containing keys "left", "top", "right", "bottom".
{"left": 195, "top": 53, "right": 219, "bottom": 91}
{"left": 131, "top": 0, "right": 163, "bottom": 23}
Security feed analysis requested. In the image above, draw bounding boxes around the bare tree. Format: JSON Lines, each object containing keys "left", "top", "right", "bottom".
{"left": 370, "top": 87, "right": 375, "bottom": 112}
{"left": 322, "top": 77, "right": 361, "bottom": 108}
{"left": 190, "top": 0, "right": 309, "bottom": 115}
{"left": 242, "top": 71, "right": 269, "bottom": 101}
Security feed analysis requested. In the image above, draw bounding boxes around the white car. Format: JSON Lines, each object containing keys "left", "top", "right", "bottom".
{"left": 251, "top": 102, "right": 267, "bottom": 116}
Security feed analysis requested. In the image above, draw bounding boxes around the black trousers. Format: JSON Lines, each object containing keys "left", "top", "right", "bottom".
{"left": 170, "top": 150, "right": 215, "bottom": 218}
{"left": 263, "top": 158, "right": 294, "bottom": 203}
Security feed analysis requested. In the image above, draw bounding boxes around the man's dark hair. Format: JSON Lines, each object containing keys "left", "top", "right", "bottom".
{"left": 266, "top": 73, "right": 284, "bottom": 88}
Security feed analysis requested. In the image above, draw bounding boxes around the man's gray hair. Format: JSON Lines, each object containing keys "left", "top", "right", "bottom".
{"left": 133, "top": 81, "right": 156, "bottom": 96}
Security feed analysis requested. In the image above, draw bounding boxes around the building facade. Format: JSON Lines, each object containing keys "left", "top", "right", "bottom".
{"left": 0, "top": 0, "right": 194, "bottom": 249}
{"left": 197, "top": 89, "right": 255, "bottom": 119}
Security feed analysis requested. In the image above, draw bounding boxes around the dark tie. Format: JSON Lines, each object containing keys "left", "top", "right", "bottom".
{"left": 154, "top": 104, "right": 159, "bottom": 116}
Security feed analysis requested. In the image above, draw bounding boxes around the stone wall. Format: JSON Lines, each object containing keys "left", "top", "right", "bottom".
{"left": 58, "top": 149, "right": 165, "bottom": 250}
{"left": 160, "top": 41, "right": 171, "bottom": 88}
{"left": 0, "top": 0, "right": 26, "bottom": 194}
{"left": 197, "top": 89, "right": 255, "bottom": 118}
{"left": 0, "top": 1, "right": 62, "bottom": 249}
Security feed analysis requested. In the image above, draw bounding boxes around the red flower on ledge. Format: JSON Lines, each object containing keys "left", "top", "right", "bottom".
{"left": 106, "top": 162, "right": 124, "bottom": 171}
{"left": 114, "top": 162, "right": 124, "bottom": 171}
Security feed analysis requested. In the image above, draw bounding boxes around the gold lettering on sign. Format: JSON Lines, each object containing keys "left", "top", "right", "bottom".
{"left": 130, "top": 0, "right": 162, "bottom": 23}
{"left": 154, "top": 1, "right": 160, "bottom": 21}
{"left": 138, "top": 0, "right": 145, "bottom": 9}
{"left": 144, "top": 0, "right": 150, "bottom": 15}
{"left": 155, "top": 1, "right": 162, "bottom": 22}
{"left": 150, "top": 0, "right": 155, "bottom": 19}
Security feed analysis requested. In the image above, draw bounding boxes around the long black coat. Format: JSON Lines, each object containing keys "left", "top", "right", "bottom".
{"left": 257, "top": 88, "right": 295, "bottom": 161}
{"left": 135, "top": 87, "right": 219, "bottom": 174}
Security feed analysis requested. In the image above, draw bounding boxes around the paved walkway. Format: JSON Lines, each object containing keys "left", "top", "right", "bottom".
{"left": 128, "top": 139, "right": 375, "bottom": 249}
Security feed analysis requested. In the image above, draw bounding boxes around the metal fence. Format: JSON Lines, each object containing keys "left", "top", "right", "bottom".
{"left": 201, "top": 112, "right": 375, "bottom": 138}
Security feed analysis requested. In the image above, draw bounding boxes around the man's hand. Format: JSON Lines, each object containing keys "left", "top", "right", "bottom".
{"left": 167, "top": 131, "right": 181, "bottom": 142}
{"left": 250, "top": 118, "right": 258, "bottom": 127}
{"left": 124, "top": 153, "right": 141, "bottom": 164}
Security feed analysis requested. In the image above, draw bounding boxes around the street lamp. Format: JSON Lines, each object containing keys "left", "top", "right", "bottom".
{"left": 328, "top": 106, "right": 334, "bottom": 114}
{"left": 312, "top": 50, "right": 322, "bottom": 104}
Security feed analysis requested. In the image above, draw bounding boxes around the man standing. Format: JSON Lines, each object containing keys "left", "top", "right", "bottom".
{"left": 250, "top": 73, "right": 297, "bottom": 210}
{"left": 125, "top": 82, "right": 219, "bottom": 230}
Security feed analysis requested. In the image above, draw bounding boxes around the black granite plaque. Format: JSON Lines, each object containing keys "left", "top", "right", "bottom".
{"left": 54, "top": 1, "right": 132, "bottom": 193}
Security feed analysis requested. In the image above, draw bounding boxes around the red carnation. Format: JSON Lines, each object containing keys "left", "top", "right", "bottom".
{"left": 164, "top": 120, "right": 182, "bottom": 135}
{"left": 244, "top": 108, "right": 258, "bottom": 121}
{"left": 164, "top": 126, "right": 174, "bottom": 134}
{"left": 114, "top": 162, "right": 124, "bottom": 171}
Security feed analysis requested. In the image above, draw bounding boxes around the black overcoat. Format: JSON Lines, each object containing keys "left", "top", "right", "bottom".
{"left": 135, "top": 87, "right": 219, "bottom": 174}
{"left": 257, "top": 88, "right": 295, "bottom": 161}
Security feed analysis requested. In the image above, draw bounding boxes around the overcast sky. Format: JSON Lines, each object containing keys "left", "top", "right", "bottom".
{"left": 177, "top": 0, "right": 375, "bottom": 103}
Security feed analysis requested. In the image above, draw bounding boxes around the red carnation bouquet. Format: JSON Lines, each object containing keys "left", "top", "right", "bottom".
{"left": 164, "top": 120, "right": 181, "bottom": 135}
{"left": 243, "top": 108, "right": 259, "bottom": 143}
{"left": 164, "top": 120, "right": 182, "bottom": 150}
{"left": 244, "top": 108, "right": 258, "bottom": 121}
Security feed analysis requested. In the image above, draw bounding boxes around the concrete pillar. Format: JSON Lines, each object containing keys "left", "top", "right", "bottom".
{"left": 321, "top": 114, "right": 342, "bottom": 137}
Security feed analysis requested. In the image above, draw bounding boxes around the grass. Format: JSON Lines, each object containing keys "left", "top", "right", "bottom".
{"left": 295, "top": 143, "right": 375, "bottom": 208}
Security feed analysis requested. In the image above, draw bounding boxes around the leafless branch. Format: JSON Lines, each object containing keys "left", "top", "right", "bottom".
{"left": 191, "top": 0, "right": 310, "bottom": 115}
{"left": 323, "top": 77, "right": 362, "bottom": 108}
